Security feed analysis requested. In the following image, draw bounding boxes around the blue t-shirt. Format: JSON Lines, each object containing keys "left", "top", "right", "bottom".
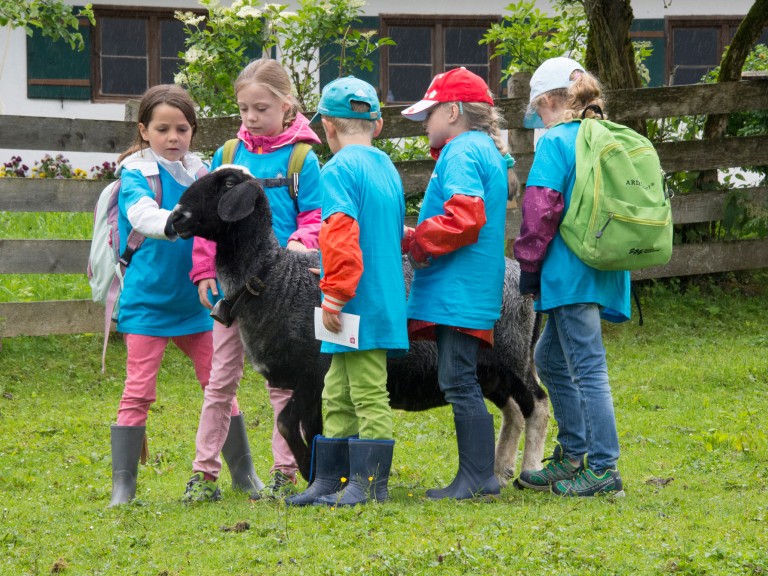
{"left": 117, "top": 166, "right": 212, "bottom": 336}
{"left": 319, "top": 145, "right": 408, "bottom": 355}
{"left": 407, "top": 131, "right": 507, "bottom": 330}
{"left": 528, "top": 122, "right": 630, "bottom": 322}
{"left": 210, "top": 142, "right": 321, "bottom": 246}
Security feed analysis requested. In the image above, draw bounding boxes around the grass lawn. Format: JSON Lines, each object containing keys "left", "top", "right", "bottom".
{"left": 1, "top": 272, "right": 767, "bottom": 575}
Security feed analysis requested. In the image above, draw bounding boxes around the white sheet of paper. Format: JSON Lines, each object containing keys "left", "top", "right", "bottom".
{"left": 314, "top": 307, "right": 360, "bottom": 349}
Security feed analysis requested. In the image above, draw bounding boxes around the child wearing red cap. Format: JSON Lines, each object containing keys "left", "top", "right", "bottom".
{"left": 401, "top": 67, "right": 515, "bottom": 500}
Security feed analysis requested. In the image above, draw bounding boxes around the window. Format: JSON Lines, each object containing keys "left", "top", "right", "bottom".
{"left": 380, "top": 16, "right": 502, "bottom": 105}
{"left": 92, "top": 8, "right": 189, "bottom": 101}
{"left": 666, "top": 17, "right": 768, "bottom": 85}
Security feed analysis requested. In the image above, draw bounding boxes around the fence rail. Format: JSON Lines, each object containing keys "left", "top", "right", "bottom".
{"left": 1, "top": 79, "right": 767, "bottom": 338}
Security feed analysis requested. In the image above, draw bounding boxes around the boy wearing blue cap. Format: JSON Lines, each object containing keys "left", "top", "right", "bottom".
{"left": 286, "top": 77, "right": 408, "bottom": 507}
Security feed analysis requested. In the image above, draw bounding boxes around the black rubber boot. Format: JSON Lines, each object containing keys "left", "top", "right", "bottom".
{"left": 109, "top": 425, "right": 145, "bottom": 507}
{"left": 285, "top": 436, "right": 350, "bottom": 506}
{"left": 426, "top": 414, "right": 501, "bottom": 500}
{"left": 315, "top": 438, "right": 394, "bottom": 507}
{"left": 221, "top": 412, "right": 264, "bottom": 499}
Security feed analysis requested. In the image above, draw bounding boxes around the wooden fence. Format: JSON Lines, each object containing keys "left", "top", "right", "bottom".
{"left": 1, "top": 79, "right": 767, "bottom": 339}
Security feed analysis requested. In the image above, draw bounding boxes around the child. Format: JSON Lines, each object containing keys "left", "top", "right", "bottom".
{"left": 400, "top": 67, "right": 512, "bottom": 500}
{"left": 513, "top": 57, "right": 628, "bottom": 497}
{"left": 183, "top": 59, "right": 323, "bottom": 502}
{"left": 109, "top": 84, "right": 212, "bottom": 507}
{"left": 286, "top": 77, "right": 408, "bottom": 507}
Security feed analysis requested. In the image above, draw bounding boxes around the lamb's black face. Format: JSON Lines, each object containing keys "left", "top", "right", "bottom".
{"left": 172, "top": 167, "right": 255, "bottom": 240}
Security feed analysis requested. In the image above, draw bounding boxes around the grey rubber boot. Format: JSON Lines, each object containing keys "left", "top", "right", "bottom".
{"left": 426, "top": 414, "right": 501, "bottom": 500}
{"left": 221, "top": 412, "right": 264, "bottom": 499}
{"left": 109, "top": 425, "right": 146, "bottom": 507}
{"left": 285, "top": 436, "right": 350, "bottom": 506}
{"left": 315, "top": 438, "right": 394, "bottom": 507}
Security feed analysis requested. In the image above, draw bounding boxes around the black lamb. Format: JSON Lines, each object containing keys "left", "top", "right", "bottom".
{"left": 171, "top": 167, "right": 549, "bottom": 484}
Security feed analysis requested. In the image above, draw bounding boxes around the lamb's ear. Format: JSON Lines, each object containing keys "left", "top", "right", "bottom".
{"left": 217, "top": 181, "right": 257, "bottom": 222}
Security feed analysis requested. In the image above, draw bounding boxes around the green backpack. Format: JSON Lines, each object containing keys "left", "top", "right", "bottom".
{"left": 559, "top": 106, "right": 673, "bottom": 271}
{"left": 221, "top": 139, "right": 312, "bottom": 212}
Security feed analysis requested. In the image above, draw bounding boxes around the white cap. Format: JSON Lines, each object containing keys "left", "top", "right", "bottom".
{"left": 524, "top": 57, "right": 585, "bottom": 129}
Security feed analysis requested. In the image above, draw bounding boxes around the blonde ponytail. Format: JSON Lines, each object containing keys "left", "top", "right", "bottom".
{"left": 462, "top": 102, "right": 518, "bottom": 198}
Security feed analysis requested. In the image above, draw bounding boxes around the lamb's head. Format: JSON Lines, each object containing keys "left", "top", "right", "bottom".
{"left": 172, "top": 165, "right": 272, "bottom": 241}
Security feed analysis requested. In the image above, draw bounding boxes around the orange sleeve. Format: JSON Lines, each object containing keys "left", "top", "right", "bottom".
{"left": 410, "top": 194, "right": 487, "bottom": 262}
{"left": 318, "top": 212, "right": 363, "bottom": 313}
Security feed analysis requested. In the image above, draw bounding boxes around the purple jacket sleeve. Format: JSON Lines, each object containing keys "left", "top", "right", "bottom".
{"left": 189, "top": 236, "right": 217, "bottom": 284}
{"left": 513, "top": 185, "right": 564, "bottom": 273}
{"left": 287, "top": 207, "right": 321, "bottom": 249}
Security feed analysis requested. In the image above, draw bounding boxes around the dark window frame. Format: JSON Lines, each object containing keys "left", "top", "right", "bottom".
{"left": 91, "top": 6, "right": 200, "bottom": 102}
{"left": 665, "top": 16, "right": 755, "bottom": 85}
{"left": 379, "top": 14, "right": 502, "bottom": 105}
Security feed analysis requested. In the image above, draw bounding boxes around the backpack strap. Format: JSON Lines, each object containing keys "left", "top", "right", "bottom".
{"left": 100, "top": 173, "right": 162, "bottom": 373}
{"left": 222, "top": 138, "right": 240, "bottom": 166}
{"left": 286, "top": 142, "right": 312, "bottom": 212}
{"left": 119, "top": 174, "right": 162, "bottom": 270}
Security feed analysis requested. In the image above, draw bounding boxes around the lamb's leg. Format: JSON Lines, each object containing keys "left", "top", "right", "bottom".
{"left": 276, "top": 394, "right": 313, "bottom": 482}
{"left": 276, "top": 382, "right": 323, "bottom": 481}
{"left": 520, "top": 394, "right": 549, "bottom": 472}
{"left": 494, "top": 397, "right": 525, "bottom": 487}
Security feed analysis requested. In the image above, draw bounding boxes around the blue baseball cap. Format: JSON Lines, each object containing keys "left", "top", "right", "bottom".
{"left": 311, "top": 76, "right": 381, "bottom": 124}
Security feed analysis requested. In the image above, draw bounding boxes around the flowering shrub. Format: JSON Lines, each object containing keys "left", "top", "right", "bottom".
{"left": 175, "top": 0, "right": 393, "bottom": 116}
{"left": 31, "top": 153, "right": 89, "bottom": 179}
{"left": 90, "top": 161, "right": 117, "bottom": 180}
{"left": 1, "top": 156, "right": 30, "bottom": 177}
{"left": 0, "top": 155, "right": 114, "bottom": 180}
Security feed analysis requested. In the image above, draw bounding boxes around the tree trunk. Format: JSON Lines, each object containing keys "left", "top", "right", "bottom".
{"left": 697, "top": 0, "right": 768, "bottom": 190}
{"left": 582, "top": 0, "right": 643, "bottom": 132}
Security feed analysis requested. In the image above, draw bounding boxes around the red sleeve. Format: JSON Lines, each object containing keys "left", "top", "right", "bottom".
{"left": 410, "top": 194, "right": 486, "bottom": 262}
{"left": 318, "top": 213, "right": 363, "bottom": 313}
{"left": 512, "top": 185, "right": 564, "bottom": 273}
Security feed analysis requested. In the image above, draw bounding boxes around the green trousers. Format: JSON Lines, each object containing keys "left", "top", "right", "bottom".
{"left": 322, "top": 349, "right": 393, "bottom": 440}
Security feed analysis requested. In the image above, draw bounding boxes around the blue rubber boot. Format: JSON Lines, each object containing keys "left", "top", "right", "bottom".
{"left": 285, "top": 436, "right": 350, "bottom": 506}
{"left": 314, "top": 439, "right": 394, "bottom": 507}
{"left": 426, "top": 414, "right": 500, "bottom": 501}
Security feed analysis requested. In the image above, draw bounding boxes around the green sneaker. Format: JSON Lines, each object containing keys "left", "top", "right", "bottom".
{"left": 182, "top": 472, "right": 222, "bottom": 503}
{"left": 255, "top": 470, "right": 296, "bottom": 500}
{"left": 516, "top": 444, "right": 583, "bottom": 491}
{"left": 552, "top": 468, "right": 626, "bottom": 497}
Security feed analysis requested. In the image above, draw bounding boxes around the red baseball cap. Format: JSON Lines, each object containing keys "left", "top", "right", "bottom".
{"left": 401, "top": 67, "right": 494, "bottom": 121}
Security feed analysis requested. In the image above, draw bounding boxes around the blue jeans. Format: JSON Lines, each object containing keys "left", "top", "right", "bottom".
{"left": 436, "top": 326, "right": 487, "bottom": 419}
{"left": 534, "top": 304, "right": 620, "bottom": 473}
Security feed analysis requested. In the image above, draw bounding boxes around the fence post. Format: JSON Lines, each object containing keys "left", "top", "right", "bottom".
{"left": 124, "top": 100, "right": 140, "bottom": 123}
{"left": 507, "top": 72, "right": 533, "bottom": 162}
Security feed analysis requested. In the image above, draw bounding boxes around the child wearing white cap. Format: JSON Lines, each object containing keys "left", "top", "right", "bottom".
{"left": 401, "top": 67, "right": 514, "bottom": 500}
{"left": 286, "top": 77, "right": 408, "bottom": 507}
{"left": 513, "top": 57, "right": 628, "bottom": 497}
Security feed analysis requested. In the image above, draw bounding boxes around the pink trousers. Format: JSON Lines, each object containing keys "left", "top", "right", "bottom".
{"left": 117, "top": 331, "right": 219, "bottom": 426}
{"left": 193, "top": 319, "right": 298, "bottom": 479}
